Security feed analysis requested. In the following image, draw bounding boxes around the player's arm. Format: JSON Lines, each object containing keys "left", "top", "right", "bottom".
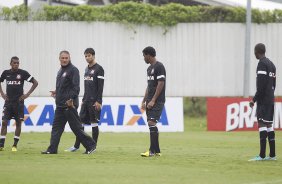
{"left": 0, "top": 71, "right": 8, "bottom": 101}
{"left": 252, "top": 62, "right": 268, "bottom": 105}
{"left": 19, "top": 72, "right": 38, "bottom": 101}
{"left": 0, "top": 83, "right": 8, "bottom": 101}
{"left": 65, "top": 68, "right": 80, "bottom": 108}
{"left": 94, "top": 67, "right": 105, "bottom": 111}
{"left": 68, "top": 67, "right": 80, "bottom": 101}
{"left": 141, "top": 87, "right": 148, "bottom": 110}
{"left": 273, "top": 67, "right": 276, "bottom": 91}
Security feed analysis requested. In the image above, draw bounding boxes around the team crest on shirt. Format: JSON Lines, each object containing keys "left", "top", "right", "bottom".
{"left": 151, "top": 69, "right": 154, "bottom": 74}
{"left": 62, "top": 72, "right": 67, "bottom": 77}
{"left": 16, "top": 74, "right": 21, "bottom": 79}
{"left": 90, "top": 70, "right": 95, "bottom": 74}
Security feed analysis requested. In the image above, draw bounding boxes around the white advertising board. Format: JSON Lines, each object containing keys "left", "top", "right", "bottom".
{"left": 0, "top": 97, "right": 184, "bottom": 132}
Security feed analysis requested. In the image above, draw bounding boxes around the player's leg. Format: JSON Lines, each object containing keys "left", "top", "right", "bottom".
{"left": 89, "top": 103, "right": 100, "bottom": 145}
{"left": 265, "top": 104, "right": 276, "bottom": 160}
{"left": 0, "top": 103, "right": 12, "bottom": 150}
{"left": 0, "top": 120, "right": 8, "bottom": 150}
{"left": 249, "top": 104, "right": 267, "bottom": 161}
{"left": 141, "top": 103, "right": 163, "bottom": 157}
{"left": 266, "top": 124, "right": 276, "bottom": 160}
{"left": 65, "top": 107, "right": 96, "bottom": 154}
{"left": 12, "top": 102, "right": 24, "bottom": 151}
{"left": 65, "top": 103, "right": 89, "bottom": 152}
{"left": 258, "top": 122, "right": 267, "bottom": 159}
{"left": 42, "top": 108, "right": 67, "bottom": 154}
{"left": 12, "top": 120, "right": 22, "bottom": 152}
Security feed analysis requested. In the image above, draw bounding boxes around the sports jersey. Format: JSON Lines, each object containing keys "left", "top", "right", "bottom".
{"left": 0, "top": 69, "right": 33, "bottom": 102}
{"left": 55, "top": 63, "right": 80, "bottom": 108}
{"left": 82, "top": 63, "right": 104, "bottom": 104}
{"left": 253, "top": 57, "right": 276, "bottom": 105}
{"left": 146, "top": 61, "right": 166, "bottom": 103}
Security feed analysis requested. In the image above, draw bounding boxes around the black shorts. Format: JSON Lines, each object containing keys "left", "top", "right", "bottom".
{"left": 2, "top": 101, "right": 24, "bottom": 121}
{"left": 79, "top": 102, "right": 101, "bottom": 125}
{"left": 256, "top": 104, "right": 274, "bottom": 125}
{"left": 146, "top": 102, "right": 164, "bottom": 122}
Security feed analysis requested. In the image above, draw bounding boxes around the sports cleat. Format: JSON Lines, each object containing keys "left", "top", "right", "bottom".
{"left": 11, "top": 146, "right": 17, "bottom": 152}
{"left": 248, "top": 156, "right": 265, "bottom": 161}
{"left": 140, "top": 150, "right": 155, "bottom": 157}
{"left": 83, "top": 147, "right": 96, "bottom": 154}
{"left": 264, "top": 156, "right": 277, "bottom": 161}
{"left": 155, "top": 153, "right": 162, "bottom": 157}
{"left": 0, "top": 147, "right": 4, "bottom": 151}
{"left": 64, "top": 146, "right": 79, "bottom": 152}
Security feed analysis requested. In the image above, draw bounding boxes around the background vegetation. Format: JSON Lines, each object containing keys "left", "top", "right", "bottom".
{"left": 1, "top": 2, "right": 282, "bottom": 26}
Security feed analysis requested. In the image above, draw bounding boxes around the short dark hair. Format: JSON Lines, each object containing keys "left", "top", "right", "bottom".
{"left": 255, "top": 43, "right": 266, "bottom": 54}
{"left": 84, "top": 48, "right": 95, "bottom": 55}
{"left": 143, "top": 46, "right": 156, "bottom": 57}
{"left": 59, "top": 50, "right": 70, "bottom": 56}
{"left": 10, "top": 56, "right": 19, "bottom": 63}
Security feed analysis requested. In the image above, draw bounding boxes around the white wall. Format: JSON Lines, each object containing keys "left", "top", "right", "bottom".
{"left": 0, "top": 21, "right": 281, "bottom": 97}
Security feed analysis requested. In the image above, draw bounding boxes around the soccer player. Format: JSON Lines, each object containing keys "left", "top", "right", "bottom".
{"left": 41, "top": 50, "right": 96, "bottom": 154}
{"left": 249, "top": 43, "right": 276, "bottom": 161}
{"left": 65, "top": 48, "right": 104, "bottom": 152}
{"left": 0, "top": 56, "right": 38, "bottom": 152}
{"left": 140, "top": 46, "right": 166, "bottom": 157}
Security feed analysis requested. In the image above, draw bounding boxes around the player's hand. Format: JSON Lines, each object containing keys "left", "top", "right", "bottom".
{"left": 249, "top": 101, "right": 254, "bottom": 108}
{"left": 1, "top": 93, "right": 8, "bottom": 101}
{"left": 147, "top": 100, "right": 155, "bottom": 110}
{"left": 19, "top": 94, "right": 29, "bottom": 101}
{"left": 49, "top": 91, "right": 56, "bottom": 98}
{"left": 66, "top": 99, "right": 74, "bottom": 108}
{"left": 94, "top": 102, "right": 102, "bottom": 111}
{"left": 141, "top": 102, "right": 146, "bottom": 110}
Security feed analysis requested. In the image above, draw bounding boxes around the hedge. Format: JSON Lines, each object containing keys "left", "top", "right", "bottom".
{"left": 1, "top": 2, "right": 282, "bottom": 26}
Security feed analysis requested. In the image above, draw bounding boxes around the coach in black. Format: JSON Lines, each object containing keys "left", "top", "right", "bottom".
{"left": 249, "top": 43, "right": 276, "bottom": 161}
{"left": 140, "top": 46, "right": 166, "bottom": 157}
{"left": 65, "top": 48, "right": 104, "bottom": 152}
{"left": 0, "top": 56, "right": 38, "bottom": 152}
{"left": 41, "top": 50, "right": 96, "bottom": 154}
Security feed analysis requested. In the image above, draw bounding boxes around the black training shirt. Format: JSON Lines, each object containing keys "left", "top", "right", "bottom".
{"left": 253, "top": 57, "right": 276, "bottom": 105}
{"left": 55, "top": 63, "right": 80, "bottom": 108}
{"left": 146, "top": 61, "right": 166, "bottom": 103}
{"left": 0, "top": 69, "right": 34, "bottom": 102}
{"left": 82, "top": 63, "right": 104, "bottom": 104}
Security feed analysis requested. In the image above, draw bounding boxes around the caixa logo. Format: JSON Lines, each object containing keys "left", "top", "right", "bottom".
{"left": 226, "top": 102, "right": 282, "bottom": 131}
{"left": 3, "top": 104, "right": 169, "bottom": 126}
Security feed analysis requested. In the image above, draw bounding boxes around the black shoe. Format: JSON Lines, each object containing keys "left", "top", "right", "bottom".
{"left": 41, "top": 150, "right": 57, "bottom": 154}
{"left": 83, "top": 147, "right": 96, "bottom": 154}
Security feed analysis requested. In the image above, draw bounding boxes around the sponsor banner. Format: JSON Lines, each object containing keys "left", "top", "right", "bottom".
{"left": 0, "top": 97, "right": 184, "bottom": 132}
{"left": 207, "top": 98, "right": 282, "bottom": 131}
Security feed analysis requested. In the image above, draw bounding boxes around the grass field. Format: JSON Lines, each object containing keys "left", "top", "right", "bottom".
{"left": 0, "top": 117, "right": 281, "bottom": 184}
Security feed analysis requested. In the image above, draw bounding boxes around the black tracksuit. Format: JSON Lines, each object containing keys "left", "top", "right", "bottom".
{"left": 47, "top": 63, "right": 96, "bottom": 153}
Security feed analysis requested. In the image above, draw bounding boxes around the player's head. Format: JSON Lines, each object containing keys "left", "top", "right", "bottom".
{"left": 84, "top": 48, "right": 95, "bottom": 64}
{"left": 143, "top": 46, "right": 156, "bottom": 64}
{"left": 59, "top": 50, "right": 71, "bottom": 67}
{"left": 10, "top": 56, "right": 19, "bottom": 70}
{"left": 254, "top": 43, "right": 266, "bottom": 59}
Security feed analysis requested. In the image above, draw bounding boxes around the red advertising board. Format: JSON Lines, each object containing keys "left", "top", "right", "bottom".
{"left": 207, "top": 98, "right": 282, "bottom": 131}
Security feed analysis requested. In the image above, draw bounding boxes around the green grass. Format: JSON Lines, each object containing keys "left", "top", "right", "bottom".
{"left": 0, "top": 117, "right": 281, "bottom": 184}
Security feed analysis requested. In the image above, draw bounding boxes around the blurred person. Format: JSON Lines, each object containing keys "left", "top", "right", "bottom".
{"left": 249, "top": 43, "right": 276, "bottom": 161}
{"left": 41, "top": 50, "right": 96, "bottom": 154}
{"left": 65, "top": 48, "right": 104, "bottom": 152}
{"left": 140, "top": 46, "right": 166, "bottom": 157}
{"left": 0, "top": 56, "right": 38, "bottom": 152}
